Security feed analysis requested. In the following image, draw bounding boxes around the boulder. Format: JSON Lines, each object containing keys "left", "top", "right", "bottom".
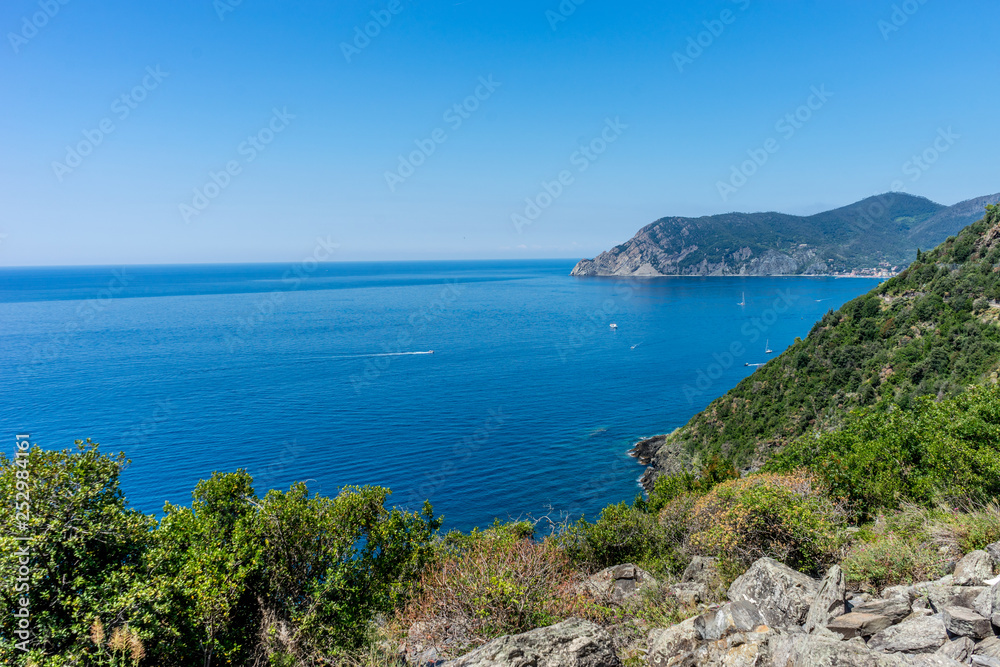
{"left": 868, "top": 614, "right": 949, "bottom": 654}
{"left": 727, "top": 557, "right": 819, "bottom": 627}
{"left": 670, "top": 582, "right": 708, "bottom": 606}
{"left": 955, "top": 551, "right": 995, "bottom": 587}
{"left": 974, "top": 584, "right": 1000, "bottom": 618}
{"left": 972, "top": 656, "right": 1000, "bottom": 667}
{"left": 975, "top": 636, "right": 1000, "bottom": 658}
{"left": 443, "top": 618, "right": 620, "bottom": 667}
{"left": 883, "top": 586, "right": 916, "bottom": 601}
{"left": 769, "top": 632, "right": 952, "bottom": 666}
{"left": 943, "top": 605, "right": 993, "bottom": 640}
{"left": 693, "top": 601, "right": 765, "bottom": 641}
{"left": 582, "top": 564, "right": 656, "bottom": 604}
{"left": 681, "top": 556, "right": 722, "bottom": 596}
{"left": 937, "top": 637, "right": 975, "bottom": 662}
{"left": 913, "top": 578, "right": 964, "bottom": 612}
{"left": 646, "top": 616, "right": 700, "bottom": 667}
{"left": 828, "top": 612, "right": 894, "bottom": 639}
{"left": 986, "top": 541, "right": 1000, "bottom": 568}
{"left": 950, "top": 585, "right": 988, "bottom": 610}
{"left": 852, "top": 596, "right": 913, "bottom": 624}
{"left": 805, "top": 565, "right": 847, "bottom": 633}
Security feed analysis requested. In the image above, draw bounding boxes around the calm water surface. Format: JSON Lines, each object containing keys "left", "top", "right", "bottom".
{"left": 0, "top": 261, "right": 879, "bottom": 531}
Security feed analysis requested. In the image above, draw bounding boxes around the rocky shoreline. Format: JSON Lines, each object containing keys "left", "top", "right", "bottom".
{"left": 427, "top": 544, "right": 1000, "bottom": 666}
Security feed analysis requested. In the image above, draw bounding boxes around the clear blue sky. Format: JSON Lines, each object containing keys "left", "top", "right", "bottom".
{"left": 1, "top": 0, "right": 998, "bottom": 266}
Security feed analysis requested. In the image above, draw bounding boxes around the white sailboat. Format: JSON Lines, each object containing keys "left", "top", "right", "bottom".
{"left": 765, "top": 339, "right": 773, "bottom": 354}
{"left": 737, "top": 292, "right": 746, "bottom": 307}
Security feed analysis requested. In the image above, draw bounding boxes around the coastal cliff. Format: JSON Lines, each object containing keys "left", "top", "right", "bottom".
{"left": 572, "top": 193, "right": 1000, "bottom": 278}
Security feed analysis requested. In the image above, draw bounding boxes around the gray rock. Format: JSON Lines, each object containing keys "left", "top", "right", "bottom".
{"left": 646, "top": 616, "right": 700, "bottom": 667}
{"left": 972, "top": 656, "right": 1000, "bottom": 667}
{"left": 987, "top": 541, "right": 1000, "bottom": 567}
{"left": 994, "top": 612, "right": 1000, "bottom": 628}
{"left": 827, "top": 612, "right": 894, "bottom": 639}
{"left": 769, "top": 632, "right": 949, "bottom": 666}
{"left": 937, "top": 637, "right": 975, "bottom": 662}
{"left": 974, "top": 584, "right": 1000, "bottom": 618}
{"left": 669, "top": 582, "right": 707, "bottom": 607}
{"left": 443, "top": 618, "right": 620, "bottom": 667}
{"left": 975, "top": 636, "right": 1000, "bottom": 658}
{"left": 693, "top": 601, "right": 765, "bottom": 641}
{"left": 883, "top": 585, "right": 916, "bottom": 601}
{"left": 681, "top": 556, "right": 721, "bottom": 591}
{"left": 943, "top": 605, "right": 993, "bottom": 640}
{"left": 868, "top": 614, "right": 949, "bottom": 654}
{"left": 805, "top": 565, "right": 848, "bottom": 634}
{"left": 727, "top": 557, "right": 819, "bottom": 627}
{"left": 581, "top": 564, "right": 656, "bottom": 604}
{"left": 951, "top": 585, "right": 988, "bottom": 610}
{"left": 914, "top": 579, "right": 965, "bottom": 612}
{"left": 955, "top": 551, "right": 995, "bottom": 587}
{"left": 853, "top": 596, "right": 913, "bottom": 624}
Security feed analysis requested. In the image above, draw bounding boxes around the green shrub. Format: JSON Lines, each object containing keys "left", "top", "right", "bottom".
{"left": 402, "top": 534, "right": 571, "bottom": 658}
{"left": 644, "top": 455, "right": 738, "bottom": 513}
{"left": 687, "top": 472, "right": 845, "bottom": 574}
{"left": 842, "top": 532, "right": 944, "bottom": 593}
{"left": 769, "top": 383, "right": 1000, "bottom": 518}
{"left": 560, "top": 502, "right": 685, "bottom": 575}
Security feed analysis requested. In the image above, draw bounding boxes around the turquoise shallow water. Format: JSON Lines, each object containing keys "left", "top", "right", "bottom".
{"left": 0, "top": 260, "right": 880, "bottom": 531}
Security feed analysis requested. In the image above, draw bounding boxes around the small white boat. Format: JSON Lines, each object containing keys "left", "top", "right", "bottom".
{"left": 609, "top": 323, "right": 618, "bottom": 330}
{"left": 765, "top": 339, "right": 773, "bottom": 354}
{"left": 738, "top": 292, "right": 746, "bottom": 307}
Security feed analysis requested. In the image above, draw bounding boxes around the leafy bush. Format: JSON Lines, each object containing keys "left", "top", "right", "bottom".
{"left": 402, "top": 533, "right": 571, "bottom": 658}
{"left": 842, "top": 534, "right": 944, "bottom": 593}
{"left": 0, "top": 442, "right": 441, "bottom": 667}
{"left": 559, "top": 501, "right": 685, "bottom": 575}
{"left": 0, "top": 440, "right": 155, "bottom": 666}
{"left": 769, "top": 382, "right": 1000, "bottom": 518}
{"left": 687, "top": 472, "right": 845, "bottom": 574}
{"left": 644, "top": 455, "right": 738, "bottom": 513}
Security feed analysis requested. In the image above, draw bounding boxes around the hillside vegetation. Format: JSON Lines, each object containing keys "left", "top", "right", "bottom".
{"left": 642, "top": 204, "right": 1000, "bottom": 480}
{"left": 571, "top": 192, "right": 1000, "bottom": 277}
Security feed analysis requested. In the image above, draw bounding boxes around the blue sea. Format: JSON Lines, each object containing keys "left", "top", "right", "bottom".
{"left": 0, "top": 261, "right": 880, "bottom": 531}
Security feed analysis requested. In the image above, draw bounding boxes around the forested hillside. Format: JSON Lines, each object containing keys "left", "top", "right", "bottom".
{"left": 641, "top": 204, "right": 1000, "bottom": 481}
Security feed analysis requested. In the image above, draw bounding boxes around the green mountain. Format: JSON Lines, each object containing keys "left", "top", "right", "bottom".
{"left": 572, "top": 192, "right": 1000, "bottom": 277}
{"left": 635, "top": 203, "right": 1000, "bottom": 486}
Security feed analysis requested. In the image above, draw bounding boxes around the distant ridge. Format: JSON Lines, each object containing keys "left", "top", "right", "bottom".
{"left": 634, "top": 201, "right": 1000, "bottom": 488}
{"left": 571, "top": 192, "right": 1000, "bottom": 278}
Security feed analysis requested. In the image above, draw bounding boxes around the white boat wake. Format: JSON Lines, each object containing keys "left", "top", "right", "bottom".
{"left": 329, "top": 351, "right": 434, "bottom": 359}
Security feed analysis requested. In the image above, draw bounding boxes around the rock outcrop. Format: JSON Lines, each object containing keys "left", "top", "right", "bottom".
{"left": 443, "top": 618, "right": 620, "bottom": 667}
